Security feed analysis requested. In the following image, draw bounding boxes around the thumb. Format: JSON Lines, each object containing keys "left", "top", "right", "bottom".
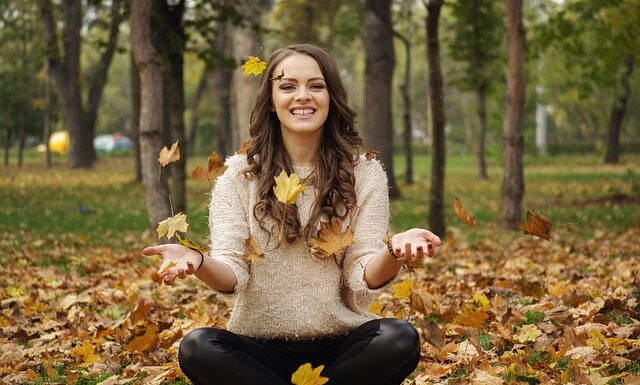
{"left": 142, "top": 245, "right": 166, "bottom": 256}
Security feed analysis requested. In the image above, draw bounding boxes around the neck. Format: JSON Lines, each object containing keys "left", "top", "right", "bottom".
{"left": 282, "top": 131, "right": 322, "bottom": 168}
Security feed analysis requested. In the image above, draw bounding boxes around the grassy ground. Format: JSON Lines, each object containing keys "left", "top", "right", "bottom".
{"left": 1, "top": 151, "right": 639, "bottom": 385}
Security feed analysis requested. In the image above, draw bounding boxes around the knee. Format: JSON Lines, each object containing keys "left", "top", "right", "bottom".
{"left": 378, "top": 319, "right": 420, "bottom": 358}
{"left": 178, "top": 328, "right": 224, "bottom": 370}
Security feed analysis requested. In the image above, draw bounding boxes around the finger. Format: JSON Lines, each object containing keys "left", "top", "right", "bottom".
{"left": 404, "top": 242, "right": 411, "bottom": 259}
{"left": 427, "top": 242, "right": 435, "bottom": 257}
{"left": 422, "top": 231, "right": 442, "bottom": 246}
{"left": 142, "top": 245, "right": 168, "bottom": 256}
{"left": 416, "top": 245, "right": 424, "bottom": 259}
{"left": 186, "top": 261, "right": 196, "bottom": 274}
{"left": 163, "top": 272, "right": 177, "bottom": 285}
{"left": 178, "top": 268, "right": 187, "bottom": 279}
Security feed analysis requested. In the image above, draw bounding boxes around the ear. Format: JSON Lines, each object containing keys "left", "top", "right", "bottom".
{"left": 271, "top": 104, "right": 275, "bottom": 112}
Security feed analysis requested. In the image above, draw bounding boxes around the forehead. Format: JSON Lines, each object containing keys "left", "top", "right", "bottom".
{"left": 272, "top": 53, "right": 324, "bottom": 80}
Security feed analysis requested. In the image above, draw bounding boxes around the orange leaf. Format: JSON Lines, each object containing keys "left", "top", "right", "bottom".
{"left": 237, "top": 138, "right": 251, "bottom": 154}
{"left": 125, "top": 326, "right": 159, "bottom": 352}
{"left": 129, "top": 299, "right": 153, "bottom": 326}
{"left": 453, "top": 197, "right": 477, "bottom": 228}
{"left": 158, "top": 140, "right": 180, "bottom": 167}
{"left": 192, "top": 152, "right": 227, "bottom": 182}
{"left": 518, "top": 210, "right": 551, "bottom": 241}
{"left": 453, "top": 304, "right": 489, "bottom": 328}
{"left": 308, "top": 218, "right": 354, "bottom": 259}
{"left": 365, "top": 149, "right": 379, "bottom": 160}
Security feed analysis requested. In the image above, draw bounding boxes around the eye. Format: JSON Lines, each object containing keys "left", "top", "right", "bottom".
{"left": 278, "top": 83, "right": 295, "bottom": 92}
{"left": 310, "top": 83, "right": 326, "bottom": 90}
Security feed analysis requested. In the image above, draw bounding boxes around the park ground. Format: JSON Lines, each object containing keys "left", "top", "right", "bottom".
{"left": 1, "top": 152, "right": 639, "bottom": 384}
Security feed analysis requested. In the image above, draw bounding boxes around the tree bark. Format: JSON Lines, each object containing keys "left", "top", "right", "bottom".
{"left": 130, "top": 52, "right": 142, "bottom": 181}
{"left": 426, "top": 0, "right": 446, "bottom": 237}
{"left": 44, "top": 61, "right": 52, "bottom": 168}
{"left": 86, "top": 0, "right": 124, "bottom": 163}
{"left": 501, "top": 0, "right": 526, "bottom": 229}
{"left": 477, "top": 82, "right": 489, "bottom": 179}
{"left": 3, "top": 128, "right": 11, "bottom": 166}
{"left": 394, "top": 30, "right": 414, "bottom": 185}
{"left": 213, "top": 23, "right": 233, "bottom": 157}
{"left": 363, "top": 0, "right": 399, "bottom": 198}
{"left": 187, "top": 67, "right": 209, "bottom": 157}
{"left": 131, "top": 0, "right": 172, "bottom": 233}
{"left": 604, "top": 56, "right": 634, "bottom": 164}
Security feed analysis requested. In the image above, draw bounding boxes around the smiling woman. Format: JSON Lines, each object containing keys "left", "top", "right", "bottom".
{"left": 142, "top": 43, "right": 442, "bottom": 385}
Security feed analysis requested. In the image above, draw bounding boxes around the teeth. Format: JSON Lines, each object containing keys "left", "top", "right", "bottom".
{"left": 291, "top": 109, "right": 315, "bottom": 116}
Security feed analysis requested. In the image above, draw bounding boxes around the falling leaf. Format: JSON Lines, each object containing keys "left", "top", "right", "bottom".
{"left": 238, "top": 138, "right": 251, "bottom": 154}
{"left": 514, "top": 324, "right": 542, "bottom": 343}
{"left": 291, "top": 363, "right": 329, "bottom": 385}
{"left": 392, "top": 279, "right": 413, "bottom": 300}
{"left": 156, "top": 212, "right": 189, "bottom": 240}
{"left": 518, "top": 210, "right": 551, "bottom": 241}
{"left": 70, "top": 343, "right": 100, "bottom": 367}
{"left": 453, "top": 197, "right": 477, "bottom": 228}
{"left": 410, "top": 292, "right": 427, "bottom": 314}
{"left": 365, "top": 149, "right": 379, "bottom": 160}
{"left": 369, "top": 301, "right": 383, "bottom": 315}
{"left": 192, "top": 151, "right": 227, "bottom": 181}
{"left": 129, "top": 299, "right": 153, "bottom": 326}
{"left": 241, "top": 56, "right": 267, "bottom": 76}
{"left": 158, "top": 140, "right": 180, "bottom": 167}
{"left": 273, "top": 170, "right": 305, "bottom": 205}
{"left": 125, "top": 326, "right": 159, "bottom": 352}
{"left": 308, "top": 218, "right": 354, "bottom": 259}
{"left": 244, "top": 235, "right": 264, "bottom": 263}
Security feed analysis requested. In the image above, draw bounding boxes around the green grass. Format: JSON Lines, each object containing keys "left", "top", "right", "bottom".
{"left": 1, "top": 152, "right": 638, "bottom": 251}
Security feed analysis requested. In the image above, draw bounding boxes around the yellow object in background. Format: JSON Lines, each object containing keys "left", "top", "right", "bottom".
{"left": 49, "top": 131, "right": 69, "bottom": 154}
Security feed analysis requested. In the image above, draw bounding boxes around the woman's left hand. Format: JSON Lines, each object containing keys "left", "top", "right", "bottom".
{"left": 389, "top": 228, "right": 442, "bottom": 262}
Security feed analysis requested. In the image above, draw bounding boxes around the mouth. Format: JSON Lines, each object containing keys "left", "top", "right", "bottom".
{"left": 290, "top": 108, "right": 317, "bottom": 116}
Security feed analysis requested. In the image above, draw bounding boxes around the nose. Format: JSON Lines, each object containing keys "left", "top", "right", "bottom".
{"left": 295, "top": 86, "right": 311, "bottom": 101}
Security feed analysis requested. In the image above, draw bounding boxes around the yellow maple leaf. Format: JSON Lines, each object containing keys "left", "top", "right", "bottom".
{"left": 241, "top": 56, "right": 267, "bottom": 76}
{"left": 291, "top": 363, "right": 329, "bottom": 385}
{"left": 309, "top": 218, "right": 354, "bottom": 259}
{"left": 177, "top": 235, "right": 208, "bottom": 254}
{"left": 369, "top": 301, "right": 384, "bottom": 315}
{"left": 392, "top": 279, "right": 413, "bottom": 300}
{"left": 515, "top": 324, "right": 542, "bottom": 343}
{"left": 158, "top": 140, "right": 180, "bottom": 167}
{"left": 244, "top": 235, "right": 264, "bottom": 263}
{"left": 70, "top": 343, "right": 100, "bottom": 367}
{"left": 453, "top": 304, "right": 489, "bottom": 328}
{"left": 472, "top": 293, "right": 490, "bottom": 310}
{"left": 273, "top": 170, "right": 305, "bottom": 205}
{"left": 157, "top": 212, "right": 189, "bottom": 239}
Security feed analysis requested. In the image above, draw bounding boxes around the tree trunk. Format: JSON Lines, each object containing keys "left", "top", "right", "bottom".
{"left": 501, "top": 0, "right": 526, "bottom": 229}
{"left": 40, "top": 0, "right": 90, "bottom": 168}
{"left": 363, "top": 0, "right": 399, "bottom": 198}
{"left": 604, "top": 56, "right": 634, "bottom": 164}
{"left": 131, "top": 0, "right": 172, "bottom": 233}
{"left": 213, "top": 23, "right": 233, "bottom": 157}
{"left": 395, "top": 31, "right": 414, "bottom": 185}
{"left": 130, "top": 52, "right": 142, "bottom": 181}
{"left": 187, "top": 67, "right": 209, "bottom": 156}
{"left": 3, "top": 128, "right": 11, "bottom": 166}
{"left": 18, "top": 106, "right": 25, "bottom": 167}
{"left": 85, "top": 0, "right": 124, "bottom": 163}
{"left": 232, "top": 2, "right": 262, "bottom": 147}
{"left": 426, "top": 0, "right": 446, "bottom": 237}
{"left": 477, "top": 82, "right": 489, "bottom": 179}
{"left": 44, "top": 61, "right": 52, "bottom": 168}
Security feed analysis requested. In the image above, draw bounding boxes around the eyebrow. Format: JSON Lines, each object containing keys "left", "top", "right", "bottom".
{"left": 280, "top": 77, "right": 325, "bottom": 82}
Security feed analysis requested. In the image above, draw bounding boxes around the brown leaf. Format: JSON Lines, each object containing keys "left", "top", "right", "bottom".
{"left": 158, "top": 140, "right": 180, "bottom": 167}
{"left": 453, "top": 197, "right": 477, "bottom": 228}
{"left": 416, "top": 317, "right": 445, "bottom": 348}
{"left": 308, "top": 218, "right": 354, "bottom": 259}
{"left": 237, "top": 138, "right": 251, "bottom": 154}
{"left": 125, "top": 326, "right": 159, "bottom": 352}
{"left": 129, "top": 299, "right": 153, "bottom": 327}
{"left": 518, "top": 210, "right": 551, "bottom": 241}
{"left": 410, "top": 292, "right": 427, "bottom": 315}
{"left": 244, "top": 235, "right": 264, "bottom": 263}
{"left": 365, "top": 149, "right": 379, "bottom": 160}
{"left": 192, "top": 152, "right": 227, "bottom": 182}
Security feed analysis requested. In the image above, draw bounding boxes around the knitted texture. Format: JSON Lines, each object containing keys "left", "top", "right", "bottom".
{"left": 208, "top": 154, "right": 399, "bottom": 340}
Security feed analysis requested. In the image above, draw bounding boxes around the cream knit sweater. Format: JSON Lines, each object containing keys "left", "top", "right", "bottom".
{"left": 208, "top": 153, "right": 399, "bottom": 341}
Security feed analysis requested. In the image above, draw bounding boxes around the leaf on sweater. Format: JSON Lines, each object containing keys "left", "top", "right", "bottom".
{"left": 158, "top": 140, "right": 180, "bottom": 167}
{"left": 365, "top": 149, "right": 379, "bottom": 160}
{"left": 241, "top": 56, "right": 267, "bottom": 76}
{"left": 244, "top": 235, "right": 264, "bottom": 263}
{"left": 518, "top": 210, "right": 551, "bottom": 241}
{"left": 273, "top": 170, "right": 305, "bottom": 205}
{"left": 393, "top": 279, "right": 413, "bottom": 300}
{"left": 156, "top": 212, "right": 189, "bottom": 240}
{"left": 291, "top": 363, "right": 329, "bottom": 385}
{"left": 453, "top": 197, "right": 477, "bottom": 228}
{"left": 308, "top": 218, "right": 354, "bottom": 259}
{"left": 192, "top": 151, "right": 227, "bottom": 182}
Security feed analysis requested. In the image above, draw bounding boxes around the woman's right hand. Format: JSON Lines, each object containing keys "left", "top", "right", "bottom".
{"left": 142, "top": 244, "right": 203, "bottom": 285}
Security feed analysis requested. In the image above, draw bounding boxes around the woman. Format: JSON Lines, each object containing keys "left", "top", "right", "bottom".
{"left": 143, "top": 44, "right": 441, "bottom": 385}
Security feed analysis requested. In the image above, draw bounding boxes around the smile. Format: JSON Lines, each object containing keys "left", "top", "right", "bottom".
{"left": 290, "top": 108, "right": 316, "bottom": 116}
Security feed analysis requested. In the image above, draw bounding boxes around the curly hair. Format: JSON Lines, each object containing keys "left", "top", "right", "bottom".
{"left": 242, "top": 44, "right": 362, "bottom": 245}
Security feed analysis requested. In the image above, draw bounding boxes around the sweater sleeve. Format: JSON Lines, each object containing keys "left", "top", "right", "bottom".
{"left": 342, "top": 158, "right": 400, "bottom": 310}
{"left": 208, "top": 155, "right": 251, "bottom": 294}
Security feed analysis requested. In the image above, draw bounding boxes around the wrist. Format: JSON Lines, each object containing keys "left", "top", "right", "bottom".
{"left": 386, "top": 235, "right": 405, "bottom": 262}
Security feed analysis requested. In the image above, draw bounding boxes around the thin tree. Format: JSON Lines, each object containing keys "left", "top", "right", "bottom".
{"left": 604, "top": 56, "right": 634, "bottom": 164}
{"left": 362, "top": 0, "right": 400, "bottom": 198}
{"left": 501, "top": 0, "right": 526, "bottom": 229}
{"left": 424, "top": 0, "right": 446, "bottom": 237}
{"left": 131, "top": 0, "right": 171, "bottom": 232}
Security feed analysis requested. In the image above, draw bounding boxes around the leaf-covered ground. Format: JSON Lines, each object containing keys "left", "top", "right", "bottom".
{"left": 1, "top": 154, "right": 639, "bottom": 384}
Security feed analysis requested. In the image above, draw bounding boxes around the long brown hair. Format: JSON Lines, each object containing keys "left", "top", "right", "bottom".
{"left": 243, "top": 44, "right": 362, "bottom": 245}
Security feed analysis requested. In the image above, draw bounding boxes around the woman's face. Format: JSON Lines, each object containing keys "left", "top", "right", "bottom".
{"left": 271, "top": 53, "right": 330, "bottom": 142}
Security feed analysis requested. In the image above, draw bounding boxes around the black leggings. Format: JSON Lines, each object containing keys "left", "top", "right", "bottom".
{"left": 178, "top": 318, "right": 420, "bottom": 385}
